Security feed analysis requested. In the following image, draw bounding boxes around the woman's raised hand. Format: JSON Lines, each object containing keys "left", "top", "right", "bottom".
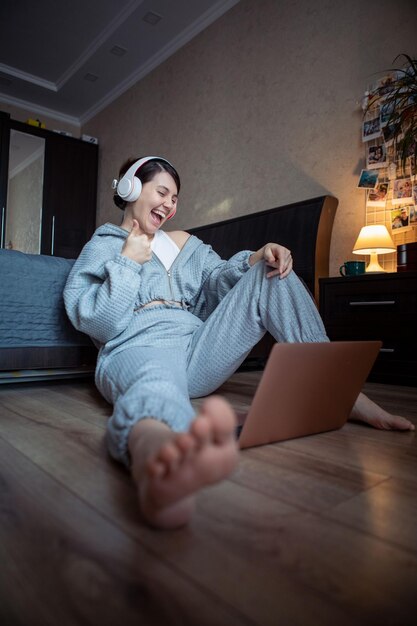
{"left": 249, "top": 243, "right": 293, "bottom": 279}
{"left": 121, "top": 219, "right": 152, "bottom": 264}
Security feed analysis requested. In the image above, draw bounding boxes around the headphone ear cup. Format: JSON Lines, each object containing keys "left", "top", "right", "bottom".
{"left": 128, "top": 176, "right": 142, "bottom": 202}
{"left": 117, "top": 176, "right": 131, "bottom": 199}
{"left": 117, "top": 175, "right": 142, "bottom": 202}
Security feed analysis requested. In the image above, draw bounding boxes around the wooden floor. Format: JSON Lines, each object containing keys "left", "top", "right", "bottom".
{"left": 0, "top": 373, "right": 416, "bottom": 626}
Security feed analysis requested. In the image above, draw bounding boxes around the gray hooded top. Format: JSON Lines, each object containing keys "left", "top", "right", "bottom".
{"left": 64, "top": 223, "right": 252, "bottom": 353}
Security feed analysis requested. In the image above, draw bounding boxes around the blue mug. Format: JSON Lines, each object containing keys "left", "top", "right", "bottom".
{"left": 339, "top": 261, "right": 366, "bottom": 276}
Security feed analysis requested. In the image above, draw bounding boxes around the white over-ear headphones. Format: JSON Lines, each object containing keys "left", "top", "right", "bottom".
{"left": 112, "top": 155, "right": 177, "bottom": 218}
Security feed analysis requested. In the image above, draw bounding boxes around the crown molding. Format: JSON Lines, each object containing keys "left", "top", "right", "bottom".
{"left": 0, "top": 63, "right": 57, "bottom": 91}
{"left": 0, "top": 93, "right": 81, "bottom": 127}
{"left": 80, "top": 0, "right": 240, "bottom": 124}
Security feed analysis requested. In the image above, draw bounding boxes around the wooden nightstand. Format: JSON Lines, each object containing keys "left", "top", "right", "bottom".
{"left": 319, "top": 272, "right": 417, "bottom": 386}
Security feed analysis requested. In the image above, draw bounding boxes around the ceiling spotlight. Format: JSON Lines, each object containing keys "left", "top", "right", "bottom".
{"left": 110, "top": 45, "right": 127, "bottom": 57}
{"left": 143, "top": 11, "right": 162, "bottom": 25}
{"left": 84, "top": 73, "right": 98, "bottom": 82}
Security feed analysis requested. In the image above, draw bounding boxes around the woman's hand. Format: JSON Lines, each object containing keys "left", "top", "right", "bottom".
{"left": 121, "top": 219, "right": 152, "bottom": 264}
{"left": 249, "top": 243, "right": 293, "bottom": 279}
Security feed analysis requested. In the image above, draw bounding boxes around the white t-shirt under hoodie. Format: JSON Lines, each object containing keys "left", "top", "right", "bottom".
{"left": 150, "top": 229, "right": 180, "bottom": 270}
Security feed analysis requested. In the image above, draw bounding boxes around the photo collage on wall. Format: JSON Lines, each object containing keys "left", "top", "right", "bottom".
{"left": 360, "top": 72, "right": 417, "bottom": 250}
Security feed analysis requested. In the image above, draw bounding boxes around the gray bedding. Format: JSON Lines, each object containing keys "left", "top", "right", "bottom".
{"left": 0, "top": 249, "right": 91, "bottom": 347}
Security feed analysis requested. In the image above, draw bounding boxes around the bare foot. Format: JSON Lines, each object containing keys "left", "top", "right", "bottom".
{"left": 128, "top": 396, "right": 239, "bottom": 529}
{"left": 349, "top": 392, "right": 415, "bottom": 431}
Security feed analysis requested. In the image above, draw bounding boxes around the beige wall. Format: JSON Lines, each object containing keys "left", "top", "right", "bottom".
{"left": 82, "top": 0, "right": 417, "bottom": 276}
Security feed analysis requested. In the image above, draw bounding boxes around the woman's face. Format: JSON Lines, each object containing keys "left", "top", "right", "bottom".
{"left": 122, "top": 171, "right": 178, "bottom": 234}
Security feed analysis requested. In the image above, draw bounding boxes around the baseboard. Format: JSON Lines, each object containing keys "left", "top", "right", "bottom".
{"left": 0, "top": 366, "right": 94, "bottom": 384}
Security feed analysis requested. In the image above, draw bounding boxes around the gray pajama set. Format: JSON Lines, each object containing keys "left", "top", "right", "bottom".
{"left": 64, "top": 223, "right": 328, "bottom": 467}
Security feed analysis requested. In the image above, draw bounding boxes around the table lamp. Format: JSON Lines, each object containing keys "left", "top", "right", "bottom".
{"left": 352, "top": 224, "right": 396, "bottom": 272}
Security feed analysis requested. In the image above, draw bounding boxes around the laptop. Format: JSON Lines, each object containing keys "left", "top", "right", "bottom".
{"left": 236, "top": 340, "right": 381, "bottom": 449}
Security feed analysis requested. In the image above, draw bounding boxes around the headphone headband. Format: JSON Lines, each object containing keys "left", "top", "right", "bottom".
{"left": 114, "top": 155, "right": 176, "bottom": 218}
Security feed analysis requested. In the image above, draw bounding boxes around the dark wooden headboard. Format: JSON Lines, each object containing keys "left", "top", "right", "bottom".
{"left": 189, "top": 195, "right": 337, "bottom": 302}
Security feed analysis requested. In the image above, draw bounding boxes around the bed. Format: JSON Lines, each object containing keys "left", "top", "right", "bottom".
{"left": 0, "top": 195, "right": 337, "bottom": 382}
{"left": 0, "top": 250, "right": 96, "bottom": 382}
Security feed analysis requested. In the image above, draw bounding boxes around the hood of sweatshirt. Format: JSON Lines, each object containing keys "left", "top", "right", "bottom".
{"left": 92, "top": 222, "right": 204, "bottom": 264}
{"left": 94, "top": 222, "right": 130, "bottom": 240}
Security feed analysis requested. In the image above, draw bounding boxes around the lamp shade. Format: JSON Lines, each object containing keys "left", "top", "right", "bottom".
{"left": 352, "top": 224, "right": 396, "bottom": 273}
{"left": 352, "top": 225, "right": 396, "bottom": 255}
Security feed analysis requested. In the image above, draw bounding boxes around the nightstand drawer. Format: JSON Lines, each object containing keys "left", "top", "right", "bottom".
{"left": 321, "top": 282, "right": 417, "bottom": 327}
{"left": 319, "top": 272, "right": 417, "bottom": 385}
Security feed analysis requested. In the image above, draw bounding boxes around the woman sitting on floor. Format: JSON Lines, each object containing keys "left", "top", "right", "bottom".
{"left": 64, "top": 156, "right": 414, "bottom": 529}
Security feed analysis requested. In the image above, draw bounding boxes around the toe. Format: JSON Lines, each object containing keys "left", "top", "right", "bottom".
{"left": 368, "top": 414, "right": 415, "bottom": 431}
{"left": 146, "top": 458, "right": 166, "bottom": 479}
{"left": 156, "top": 441, "right": 181, "bottom": 474}
{"left": 175, "top": 432, "right": 197, "bottom": 457}
{"left": 190, "top": 415, "right": 212, "bottom": 447}
{"left": 200, "top": 395, "right": 237, "bottom": 442}
{"left": 391, "top": 415, "right": 415, "bottom": 431}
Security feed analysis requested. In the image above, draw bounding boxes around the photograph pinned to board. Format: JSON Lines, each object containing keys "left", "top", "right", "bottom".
{"left": 367, "top": 182, "right": 389, "bottom": 206}
{"left": 410, "top": 205, "right": 417, "bottom": 224}
{"left": 392, "top": 177, "right": 413, "bottom": 203}
{"left": 367, "top": 144, "right": 387, "bottom": 169}
{"left": 358, "top": 169, "right": 379, "bottom": 189}
{"left": 380, "top": 100, "right": 395, "bottom": 127}
{"left": 391, "top": 206, "right": 411, "bottom": 230}
{"left": 362, "top": 115, "right": 382, "bottom": 142}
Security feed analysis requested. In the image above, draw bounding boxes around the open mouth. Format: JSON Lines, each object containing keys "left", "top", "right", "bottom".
{"left": 150, "top": 209, "right": 166, "bottom": 225}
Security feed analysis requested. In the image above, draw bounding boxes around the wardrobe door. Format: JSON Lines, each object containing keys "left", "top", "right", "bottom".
{"left": 41, "top": 134, "right": 98, "bottom": 258}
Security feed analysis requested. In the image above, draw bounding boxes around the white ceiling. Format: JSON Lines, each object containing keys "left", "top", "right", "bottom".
{"left": 0, "top": 0, "right": 239, "bottom": 127}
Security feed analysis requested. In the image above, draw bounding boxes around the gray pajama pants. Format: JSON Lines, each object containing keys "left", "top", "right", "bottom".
{"left": 95, "top": 262, "right": 329, "bottom": 466}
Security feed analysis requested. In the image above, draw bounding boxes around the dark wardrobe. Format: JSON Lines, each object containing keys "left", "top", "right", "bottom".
{"left": 0, "top": 111, "right": 98, "bottom": 259}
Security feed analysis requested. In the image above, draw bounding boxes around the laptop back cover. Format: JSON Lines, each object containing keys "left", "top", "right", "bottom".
{"left": 238, "top": 341, "right": 381, "bottom": 449}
